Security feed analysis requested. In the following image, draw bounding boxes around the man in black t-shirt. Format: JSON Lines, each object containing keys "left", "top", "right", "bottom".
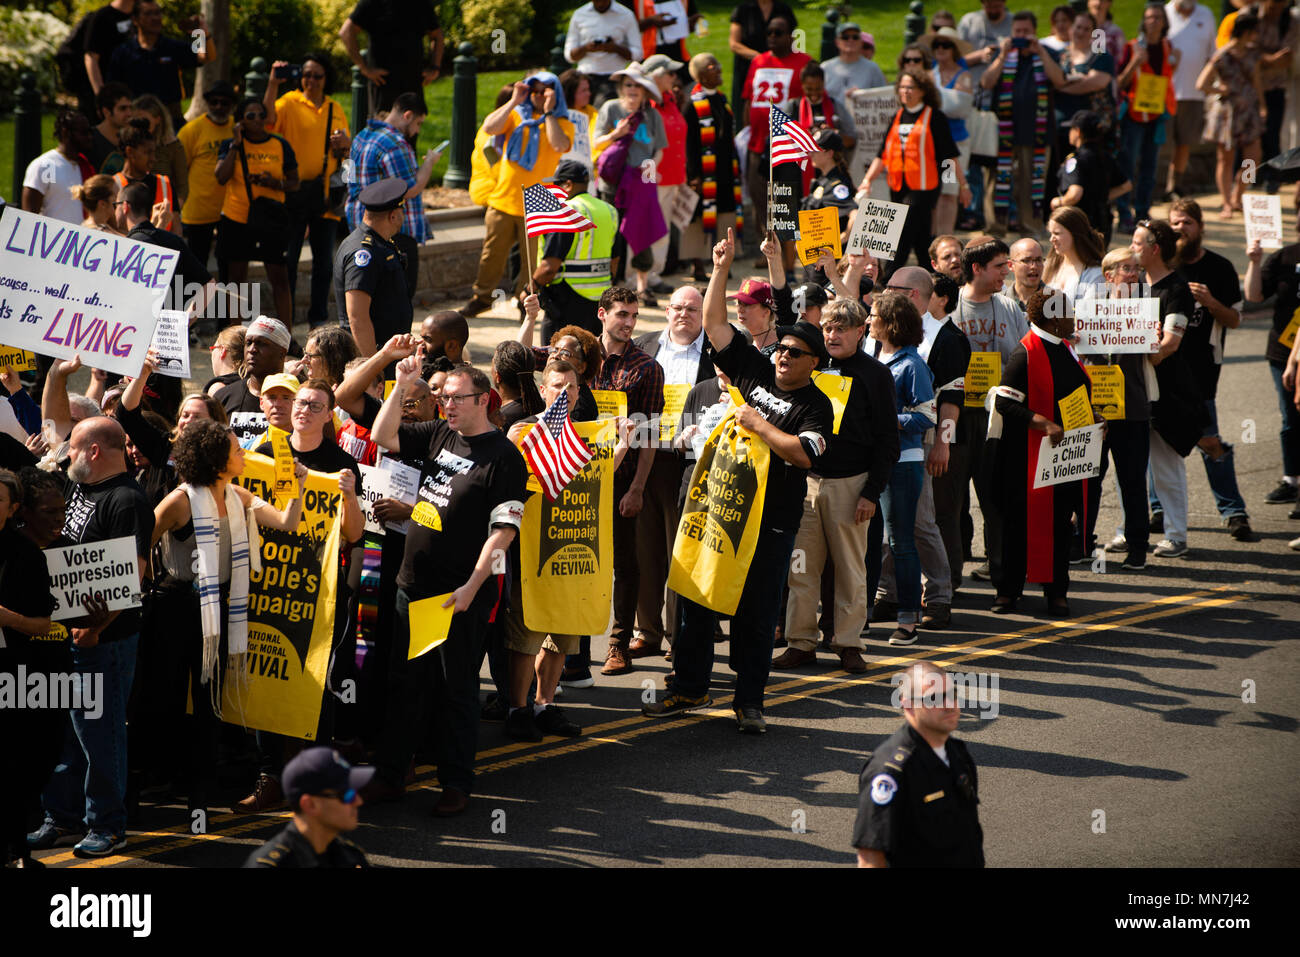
{"left": 216, "top": 316, "right": 291, "bottom": 416}
{"left": 340, "top": 0, "right": 444, "bottom": 114}
{"left": 643, "top": 227, "right": 832, "bottom": 734}
{"left": 32, "top": 416, "right": 153, "bottom": 860}
{"left": 83, "top": 0, "right": 137, "bottom": 104}
{"left": 1170, "top": 200, "right": 1256, "bottom": 542}
{"left": 366, "top": 361, "right": 526, "bottom": 814}
{"left": 107, "top": 0, "right": 212, "bottom": 128}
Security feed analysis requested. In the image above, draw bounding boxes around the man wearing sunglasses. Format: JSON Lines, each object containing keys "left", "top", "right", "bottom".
{"left": 245, "top": 747, "right": 373, "bottom": 867}
{"left": 644, "top": 226, "right": 832, "bottom": 733}
{"left": 821, "top": 21, "right": 886, "bottom": 102}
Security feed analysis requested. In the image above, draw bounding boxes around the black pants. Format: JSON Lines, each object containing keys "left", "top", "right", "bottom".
{"left": 182, "top": 221, "right": 229, "bottom": 282}
{"left": 393, "top": 232, "right": 420, "bottom": 302}
{"left": 1264, "top": 87, "right": 1287, "bottom": 165}
{"left": 286, "top": 209, "right": 339, "bottom": 327}
{"left": 1083, "top": 419, "right": 1151, "bottom": 559}
{"left": 932, "top": 439, "right": 972, "bottom": 591}
{"left": 539, "top": 281, "right": 602, "bottom": 341}
{"left": 610, "top": 475, "right": 639, "bottom": 648}
{"left": 964, "top": 409, "right": 1003, "bottom": 580}
{"left": 1001, "top": 479, "right": 1081, "bottom": 603}
{"left": 885, "top": 187, "right": 939, "bottom": 277}
{"left": 1, "top": 662, "right": 67, "bottom": 862}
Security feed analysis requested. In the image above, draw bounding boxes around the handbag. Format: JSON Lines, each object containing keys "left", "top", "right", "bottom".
{"left": 238, "top": 138, "right": 291, "bottom": 235}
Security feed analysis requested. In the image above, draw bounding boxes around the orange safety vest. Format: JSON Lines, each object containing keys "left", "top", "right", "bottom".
{"left": 883, "top": 107, "right": 937, "bottom": 193}
{"left": 1123, "top": 38, "right": 1178, "bottom": 124}
{"left": 113, "top": 171, "right": 178, "bottom": 232}
{"left": 636, "top": 0, "right": 658, "bottom": 59}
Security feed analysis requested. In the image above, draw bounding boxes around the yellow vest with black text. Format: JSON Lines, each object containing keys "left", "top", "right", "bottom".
{"left": 539, "top": 191, "right": 618, "bottom": 302}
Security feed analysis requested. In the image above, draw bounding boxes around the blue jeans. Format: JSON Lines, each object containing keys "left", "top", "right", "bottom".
{"left": 43, "top": 633, "right": 139, "bottom": 838}
{"left": 1271, "top": 360, "right": 1300, "bottom": 476}
{"left": 1198, "top": 399, "right": 1248, "bottom": 519}
{"left": 1116, "top": 116, "right": 1158, "bottom": 222}
{"left": 880, "top": 461, "right": 924, "bottom": 625}
{"left": 670, "top": 528, "right": 797, "bottom": 709}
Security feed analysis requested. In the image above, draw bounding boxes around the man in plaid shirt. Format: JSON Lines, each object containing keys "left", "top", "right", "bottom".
{"left": 346, "top": 91, "right": 441, "bottom": 296}
{"left": 593, "top": 286, "right": 665, "bottom": 677}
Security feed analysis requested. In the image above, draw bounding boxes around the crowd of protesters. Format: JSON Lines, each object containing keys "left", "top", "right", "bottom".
{"left": 3, "top": 0, "right": 1300, "bottom": 867}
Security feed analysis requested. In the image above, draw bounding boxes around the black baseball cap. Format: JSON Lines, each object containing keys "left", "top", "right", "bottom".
{"left": 792, "top": 282, "right": 830, "bottom": 311}
{"left": 1064, "top": 109, "right": 1104, "bottom": 140}
{"left": 553, "top": 159, "right": 591, "bottom": 184}
{"left": 281, "top": 747, "right": 375, "bottom": 811}
{"left": 775, "top": 320, "right": 829, "bottom": 366}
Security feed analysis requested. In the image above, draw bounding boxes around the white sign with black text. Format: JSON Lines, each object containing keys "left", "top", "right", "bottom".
{"left": 45, "top": 536, "right": 142, "bottom": 621}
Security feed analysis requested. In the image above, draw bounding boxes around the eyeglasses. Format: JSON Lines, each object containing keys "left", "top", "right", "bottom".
{"left": 932, "top": 41, "right": 954, "bottom": 49}
{"left": 292, "top": 398, "right": 327, "bottom": 413}
{"left": 774, "top": 343, "right": 815, "bottom": 359}
{"left": 437, "top": 391, "right": 485, "bottom": 407}
{"left": 401, "top": 398, "right": 426, "bottom": 411}
{"left": 1013, "top": 257, "right": 1045, "bottom": 266}
{"left": 552, "top": 347, "right": 575, "bottom": 359}
{"left": 301, "top": 351, "right": 322, "bottom": 361}
{"left": 315, "top": 788, "right": 358, "bottom": 803}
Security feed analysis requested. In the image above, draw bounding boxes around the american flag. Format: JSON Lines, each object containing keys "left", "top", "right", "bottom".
{"left": 522, "top": 183, "right": 595, "bottom": 239}
{"left": 520, "top": 390, "right": 592, "bottom": 500}
{"left": 769, "top": 105, "right": 819, "bottom": 170}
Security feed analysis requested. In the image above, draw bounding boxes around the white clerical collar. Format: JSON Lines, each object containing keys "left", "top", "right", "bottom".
{"left": 1031, "top": 324, "right": 1062, "bottom": 345}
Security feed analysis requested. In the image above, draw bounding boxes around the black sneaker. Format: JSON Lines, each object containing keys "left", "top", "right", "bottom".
{"left": 887, "top": 627, "right": 919, "bottom": 646}
{"left": 642, "top": 692, "right": 711, "bottom": 717}
{"left": 534, "top": 705, "right": 582, "bottom": 738}
{"left": 504, "top": 707, "right": 543, "bottom": 742}
{"left": 734, "top": 706, "right": 767, "bottom": 734}
{"left": 1121, "top": 552, "right": 1147, "bottom": 570}
{"left": 1149, "top": 512, "right": 1164, "bottom": 534}
{"left": 871, "top": 598, "right": 900, "bottom": 622}
{"left": 480, "top": 695, "right": 509, "bottom": 722}
{"left": 1264, "top": 481, "right": 1298, "bottom": 504}
{"left": 1227, "top": 516, "right": 1258, "bottom": 542}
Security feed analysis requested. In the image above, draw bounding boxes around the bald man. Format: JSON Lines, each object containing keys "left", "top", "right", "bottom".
{"left": 33, "top": 415, "right": 155, "bottom": 859}
{"left": 1004, "top": 238, "right": 1045, "bottom": 309}
{"left": 852, "top": 661, "right": 984, "bottom": 867}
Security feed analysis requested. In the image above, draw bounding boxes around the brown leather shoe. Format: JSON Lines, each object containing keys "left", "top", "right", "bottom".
{"left": 233, "top": 773, "right": 285, "bottom": 814}
{"left": 837, "top": 647, "right": 868, "bottom": 674}
{"left": 359, "top": 776, "right": 406, "bottom": 805}
{"left": 921, "top": 603, "right": 952, "bottom": 629}
{"left": 601, "top": 645, "right": 633, "bottom": 675}
{"left": 432, "top": 787, "right": 469, "bottom": 817}
{"left": 460, "top": 296, "right": 493, "bottom": 318}
{"left": 628, "top": 636, "right": 663, "bottom": 659}
{"left": 771, "top": 646, "right": 818, "bottom": 668}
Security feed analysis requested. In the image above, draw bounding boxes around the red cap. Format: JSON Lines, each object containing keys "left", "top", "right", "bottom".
{"left": 727, "top": 278, "right": 774, "bottom": 307}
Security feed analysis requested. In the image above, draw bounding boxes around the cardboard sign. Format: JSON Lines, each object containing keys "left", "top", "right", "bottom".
{"left": 1033, "top": 423, "right": 1104, "bottom": 488}
{"left": 408, "top": 594, "right": 455, "bottom": 659}
{"left": 659, "top": 382, "right": 691, "bottom": 442}
{"left": 669, "top": 184, "right": 701, "bottom": 232}
{"left": 1074, "top": 298, "right": 1162, "bottom": 354}
{"left": 795, "top": 207, "right": 842, "bottom": 265}
{"left": 0, "top": 206, "right": 177, "bottom": 376}
{"left": 0, "top": 343, "right": 37, "bottom": 372}
{"left": 964, "top": 352, "right": 1001, "bottom": 408}
{"left": 846, "top": 86, "right": 900, "bottom": 185}
{"left": 813, "top": 373, "right": 852, "bottom": 434}
{"left": 45, "top": 536, "right": 141, "bottom": 621}
{"left": 1133, "top": 73, "right": 1169, "bottom": 114}
{"left": 591, "top": 389, "right": 628, "bottom": 420}
{"left": 1085, "top": 363, "right": 1125, "bottom": 420}
{"left": 1057, "top": 384, "right": 1093, "bottom": 433}
{"left": 845, "top": 197, "right": 908, "bottom": 260}
{"left": 269, "top": 427, "right": 298, "bottom": 501}
{"left": 229, "top": 411, "right": 268, "bottom": 448}
{"left": 148, "top": 309, "right": 190, "bottom": 378}
{"left": 1244, "top": 193, "right": 1284, "bottom": 251}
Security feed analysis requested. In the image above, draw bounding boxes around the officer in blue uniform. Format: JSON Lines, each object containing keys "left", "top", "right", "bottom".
{"left": 334, "top": 176, "right": 414, "bottom": 358}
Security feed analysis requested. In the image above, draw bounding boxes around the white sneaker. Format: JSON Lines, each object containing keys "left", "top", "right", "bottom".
{"left": 1153, "top": 539, "right": 1188, "bottom": 558}
{"left": 1289, "top": 536, "right": 1300, "bottom": 552}
{"left": 1104, "top": 534, "right": 1128, "bottom": 553}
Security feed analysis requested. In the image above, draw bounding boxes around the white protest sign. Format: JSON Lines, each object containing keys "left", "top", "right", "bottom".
{"left": 379, "top": 457, "right": 419, "bottom": 534}
{"left": 559, "top": 111, "right": 592, "bottom": 172}
{"left": 1243, "top": 193, "right": 1283, "bottom": 250}
{"left": 845, "top": 197, "right": 909, "bottom": 259}
{"left": 358, "top": 463, "right": 393, "bottom": 535}
{"left": 229, "top": 411, "right": 267, "bottom": 448}
{"left": 846, "top": 86, "right": 899, "bottom": 184}
{"left": 1074, "top": 298, "right": 1162, "bottom": 354}
{"left": 149, "top": 309, "right": 190, "bottom": 379}
{"left": 1033, "top": 424, "right": 1104, "bottom": 488}
{"left": 670, "top": 184, "right": 701, "bottom": 232}
{"left": 45, "top": 536, "right": 142, "bottom": 621}
{"left": 0, "top": 206, "right": 178, "bottom": 376}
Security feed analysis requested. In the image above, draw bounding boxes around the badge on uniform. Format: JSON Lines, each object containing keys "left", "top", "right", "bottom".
{"left": 870, "top": 773, "right": 898, "bottom": 805}
{"left": 354, "top": 249, "right": 372, "bottom": 267}
{"left": 1064, "top": 156, "right": 1077, "bottom": 173}
{"left": 832, "top": 184, "right": 850, "bottom": 200}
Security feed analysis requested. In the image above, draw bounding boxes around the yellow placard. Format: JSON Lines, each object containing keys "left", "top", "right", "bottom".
{"left": 1058, "top": 383, "right": 1093, "bottom": 432}
{"left": 728, "top": 386, "right": 745, "bottom": 406}
{"left": 1085, "top": 364, "right": 1125, "bottom": 420}
{"left": 384, "top": 379, "right": 396, "bottom": 400}
{"left": 963, "top": 352, "right": 1001, "bottom": 408}
{"left": 0, "top": 344, "right": 38, "bottom": 372}
{"left": 659, "top": 383, "right": 692, "bottom": 442}
{"left": 813, "top": 373, "right": 852, "bottom": 434}
{"left": 270, "top": 427, "right": 298, "bottom": 501}
{"left": 411, "top": 500, "right": 442, "bottom": 530}
{"left": 1134, "top": 73, "right": 1168, "bottom": 115}
{"left": 1281, "top": 305, "right": 1300, "bottom": 350}
{"left": 591, "top": 389, "right": 628, "bottom": 419}
{"left": 795, "top": 207, "right": 842, "bottom": 265}
{"left": 408, "top": 593, "right": 455, "bottom": 659}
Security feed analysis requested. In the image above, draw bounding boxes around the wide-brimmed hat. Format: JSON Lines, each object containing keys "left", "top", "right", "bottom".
{"left": 611, "top": 62, "right": 662, "bottom": 103}
{"left": 920, "top": 26, "right": 972, "bottom": 57}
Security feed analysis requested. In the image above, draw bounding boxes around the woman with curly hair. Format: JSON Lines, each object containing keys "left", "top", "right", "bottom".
{"left": 295, "top": 325, "right": 360, "bottom": 388}
{"left": 520, "top": 293, "right": 601, "bottom": 422}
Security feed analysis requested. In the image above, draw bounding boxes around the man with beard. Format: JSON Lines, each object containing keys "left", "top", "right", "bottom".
{"left": 1004, "top": 238, "right": 1046, "bottom": 310}
{"left": 1169, "top": 199, "right": 1256, "bottom": 542}
{"left": 929, "top": 235, "right": 964, "bottom": 283}
{"left": 418, "top": 312, "right": 469, "bottom": 377}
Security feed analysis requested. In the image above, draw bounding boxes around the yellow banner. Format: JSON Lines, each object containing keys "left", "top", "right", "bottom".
{"left": 0, "top": 344, "right": 38, "bottom": 372}
{"left": 814, "top": 373, "right": 852, "bottom": 434}
{"left": 590, "top": 389, "right": 627, "bottom": 419}
{"left": 964, "top": 352, "right": 1001, "bottom": 408}
{"left": 659, "top": 383, "right": 691, "bottom": 442}
{"left": 1134, "top": 73, "right": 1168, "bottom": 115}
{"left": 1281, "top": 305, "right": 1300, "bottom": 350}
{"left": 520, "top": 419, "right": 618, "bottom": 635}
{"left": 667, "top": 410, "right": 770, "bottom": 615}
{"left": 225, "top": 452, "right": 340, "bottom": 740}
{"left": 796, "top": 207, "right": 842, "bottom": 265}
{"left": 1085, "top": 364, "right": 1125, "bottom": 420}
{"left": 1058, "top": 383, "right": 1093, "bottom": 432}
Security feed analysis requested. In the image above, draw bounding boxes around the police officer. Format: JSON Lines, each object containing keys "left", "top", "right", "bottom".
{"left": 243, "top": 747, "right": 373, "bottom": 868}
{"left": 532, "top": 158, "right": 619, "bottom": 341}
{"left": 802, "top": 129, "right": 857, "bottom": 234}
{"left": 334, "top": 176, "right": 415, "bottom": 358}
{"left": 852, "top": 661, "right": 984, "bottom": 867}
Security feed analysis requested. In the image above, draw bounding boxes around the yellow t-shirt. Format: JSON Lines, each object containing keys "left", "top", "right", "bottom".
{"left": 177, "top": 113, "right": 234, "bottom": 225}
{"left": 486, "top": 110, "right": 576, "bottom": 218}
{"left": 269, "top": 91, "right": 347, "bottom": 220}
{"left": 468, "top": 124, "right": 500, "bottom": 207}
{"left": 218, "top": 133, "right": 296, "bottom": 225}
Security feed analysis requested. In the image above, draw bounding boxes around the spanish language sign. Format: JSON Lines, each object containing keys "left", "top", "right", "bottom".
{"left": 1074, "top": 298, "right": 1161, "bottom": 354}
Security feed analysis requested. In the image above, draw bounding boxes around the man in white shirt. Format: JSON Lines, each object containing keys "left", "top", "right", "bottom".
{"left": 1164, "top": 0, "right": 1218, "bottom": 199}
{"left": 629, "top": 285, "right": 713, "bottom": 660}
{"left": 565, "top": 0, "right": 641, "bottom": 106}
{"left": 21, "top": 110, "right": 93, "bottom": 224}
{"left": 820, "top": 21, "right": 887, "bottom": 101}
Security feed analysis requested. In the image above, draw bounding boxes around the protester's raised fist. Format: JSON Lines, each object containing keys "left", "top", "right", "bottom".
{"left": 383, "top": 334, "right": 419, "bottom": 359}
{"left": 523, "top": 293, "right": 541, "bottom": 322}
{"left": 54, "top": 355, "right": 82, "bottom": 378}
{"left": 760, "top": 230, "right": 780, "bottom": 262}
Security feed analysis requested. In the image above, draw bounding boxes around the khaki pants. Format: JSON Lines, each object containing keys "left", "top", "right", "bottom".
{"left": 986, "top": 143, "right": 1048, "bottom": 232}
{"left": 472, "top": 206, "right": 528, "bottom": 302}
{"left": 785, "top": 473, "right": 870, "bottom": 652}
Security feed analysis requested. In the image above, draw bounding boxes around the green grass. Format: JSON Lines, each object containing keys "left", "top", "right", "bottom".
{"left": 0, "top": 1, "right": 1152, "bottom": 194}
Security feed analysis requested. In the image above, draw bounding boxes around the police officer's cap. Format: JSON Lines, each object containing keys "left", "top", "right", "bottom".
{"left": 814, "top": 128, "right": 844, "bottom": 154}
{"left": 359, "top": 177, "right": 407, "bottom": 212}
{"left": 282, "top": 746, "right": 375, "bottom": 811}
{"left": 553, "top": 160, "right": 590, "bottom": 185}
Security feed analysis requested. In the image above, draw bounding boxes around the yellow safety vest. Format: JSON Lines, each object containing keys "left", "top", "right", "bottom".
{"left": 540, "top": 191, "right": 618, "bottom": 302}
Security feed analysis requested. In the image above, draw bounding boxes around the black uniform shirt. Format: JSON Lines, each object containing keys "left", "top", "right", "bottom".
{"left": 243, "top": 820, "right": 369, "bottom": 868}
{"left": 334, "top": 224, "right": 414, "bottom": 348}
{"left": 852, "top": 721, "right": 984, "bottom": 867}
